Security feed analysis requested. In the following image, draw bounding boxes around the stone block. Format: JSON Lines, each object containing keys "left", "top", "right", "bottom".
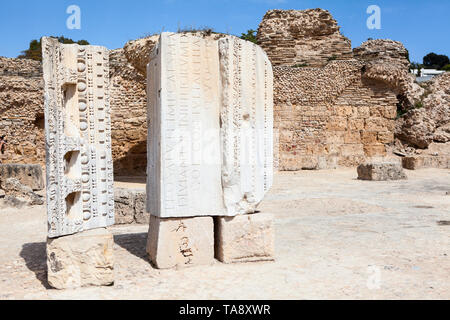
{"left": 343, "top": 131, "right": 361, "bottom": 144}
{"left": 146, "top": 215, "right": 215, "bottom": 269}
{"left": 114, "top": 188, "right": 149, "bottom": 225}
{"left": 146, "top": 32, "right": 224, "bottom": 218}
{"left": 134, "top": 191, "right": 149, "bottom": 224}
{"left": 114, "top": 188, "right": 135, "bottom": 224}
{"left": 0, "top": 164, "right": 44, "bottom": 191}
{"left": 363, "top": 144, "right": 386, "bottom": 157}
{"left": 47, "top": 228, "right": 114, "bottom": 289}
{"left": 357, "top": 162, "right": 407, "bottom": 181}
{"left": 360, "top": 131, "right": 378, "bottom": 145}
{"left": 402, "top": 157, "right": 424, "bottom": 170}
{"left": 215, "top": 213, "right": 275, "bottom": 264}
{"left": 218, "top": 36, "right": 274, "bottom": 216}
{"left": 377, "top": 131, "right": 394, "bottom": 144}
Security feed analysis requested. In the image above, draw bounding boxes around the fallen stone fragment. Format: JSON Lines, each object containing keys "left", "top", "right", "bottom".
{"left": 215, "top": 213, "right": 275, "bottom": 264}
{"left": 46, "top": 228, "right": 114, "bottom": 290}
{"left": 357, "top": 162, "right": 407, "bottom": 181}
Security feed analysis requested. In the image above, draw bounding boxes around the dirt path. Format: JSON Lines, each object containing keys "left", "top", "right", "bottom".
{"left": 0, "top": 169, "right": 449, "bottom": 299}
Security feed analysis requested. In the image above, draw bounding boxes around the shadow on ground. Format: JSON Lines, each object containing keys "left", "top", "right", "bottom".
{"left": 19, "top": 242, "right": 51, "bottom": 289}
{"left": 114, "top": 233, "right": 149, "bottom": 262}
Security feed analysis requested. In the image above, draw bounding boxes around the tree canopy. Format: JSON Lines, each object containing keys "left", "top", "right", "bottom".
{"left": 240, "top": 29, "right": 258, "bottom": 44}
{"left": 423, "top": 52, "right": 450, "bottom": 70}
{"left": 17, "top": 36, "right": 90, "bottom": 62}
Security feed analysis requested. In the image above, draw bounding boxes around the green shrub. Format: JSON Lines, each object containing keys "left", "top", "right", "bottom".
{"left": 18, "top": 36, "right": 89, "bottom": 62}
{"left": 442, "top": 64, "right": 450, "bottom": 72}
{"left": 240, "top": 29, "right": 258, "bottom": 44}
{"left": 292, "top": 63, "right": 308, "bottom": 68}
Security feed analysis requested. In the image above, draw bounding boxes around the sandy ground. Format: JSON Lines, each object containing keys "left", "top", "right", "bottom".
{"left": 0, "top": 168, "right": 449, "bottom": 300}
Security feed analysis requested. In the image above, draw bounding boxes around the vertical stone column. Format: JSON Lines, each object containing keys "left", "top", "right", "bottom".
{"left": 42, "top": 37, "right": 115, "bottom": 288}
{"left": 146, "top": 33, "right": 275, "bottom": 268}
{"left": 218, "top": 36, "right": 274, "bottom": 216}
{"left": 215, "top": 37, "right": 275, "bottom": 263}
{"left": 146, "top": 33, "right": 223, "bottom": 268}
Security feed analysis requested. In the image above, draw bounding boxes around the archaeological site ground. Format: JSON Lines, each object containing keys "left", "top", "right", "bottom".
{"left": 0, "top": 5, "right": 449, "bottom": 301}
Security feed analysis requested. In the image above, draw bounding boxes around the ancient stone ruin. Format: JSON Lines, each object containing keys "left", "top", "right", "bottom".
{"left": 146, "top": 33, "right": 274, "bottom": 268}
{"left": 42, "top": 37, "right": 115, "bottom": 288}
{"left": 0, "top": 7, "right": 448, "bottom": 293}
{"left": 257, "top": 9, "right": 353, "bottom": 68}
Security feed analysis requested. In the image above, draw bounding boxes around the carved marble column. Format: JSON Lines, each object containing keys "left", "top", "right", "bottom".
{"left": 42, "top": 37, "right": 115, "bottom": 288}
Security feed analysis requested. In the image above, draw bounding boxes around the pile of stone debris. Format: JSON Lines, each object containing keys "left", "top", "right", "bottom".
{"left": 0, "top": 164, "right": 44, "bottom": 208}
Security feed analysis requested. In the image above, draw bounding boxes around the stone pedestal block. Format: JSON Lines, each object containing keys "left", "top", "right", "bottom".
{"left": 214, "top": 213, "right": 275, "bottom": 264}
{"left": 146, "top": 215, "right": 214, "bottom": 269}
{"left": 47, "top": 228, "right": 114, "bottom": 289}
{"left": 357, "top": 162, "right": 407, "bottom": 181}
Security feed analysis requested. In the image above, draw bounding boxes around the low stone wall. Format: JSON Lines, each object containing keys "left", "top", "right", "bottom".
{"left": 402, "top": 155, "right": 450, "bottom": 170}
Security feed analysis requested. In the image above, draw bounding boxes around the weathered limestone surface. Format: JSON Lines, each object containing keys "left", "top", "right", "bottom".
{"left": 146, "top": 215, "right": 215, "bottom": 269}
{"left": 42, "top": 38, "right": 115, "bottom": 238}
{"left": 114, "top": 188, "right": 148, "bottom": 224}
{"left": 146, "top": 33, "right": 224, "bottom": 218}
{"left": 0, "top": 164, "right": 44, "bottom": 191}
{"left": 257, "top": 9, "right": 352, "bottom": 67}
{"left": 402, "top": 155, "right": 450, "bottom": 170}
{"left": 357, "top": 162, "right": 407, "bottom": 181}
{"left": 218, "top": 37, "right": 274, "bottom": 215}
{"left": 215, "top": 213, "right": 275, "bottom": 263}
{"left": 46, "top": 228, "right": 114, "bottom": 289}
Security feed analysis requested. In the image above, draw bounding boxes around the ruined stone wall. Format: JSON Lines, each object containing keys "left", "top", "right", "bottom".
{"left": 0, "top": 57, "right": 45, "bottom": 165}
{"left": 274, "top": 61, "right": 397, "bottom": 170}
{"left": 257, "top": 9, "right": 353, "bottom": 67}
{"left": 109, "top": 49, "right": 147, "bottom": 176}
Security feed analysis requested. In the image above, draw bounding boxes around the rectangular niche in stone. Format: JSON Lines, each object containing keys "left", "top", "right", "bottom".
{"left": 147, "top": 32, "right": 225, "bottom": 218}
{"left": 218, "top": 37, "right": 274, "bottom": 216}
{"left": 43, "top": 37, "right": 114, "bottom": 238}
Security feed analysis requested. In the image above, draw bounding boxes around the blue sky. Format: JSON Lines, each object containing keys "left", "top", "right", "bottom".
{"left": 0, "top": 0, "right": 448, "bottom": 63}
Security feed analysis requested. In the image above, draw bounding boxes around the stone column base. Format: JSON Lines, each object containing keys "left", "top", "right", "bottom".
{"left": 214, "top": 213, "right": 275, "bottom": 264}
{"left": 146, "top": 216, "right": 215, "bottom": 269}
{"left": 47, "top": 228, "right": 114, "bottom": 290}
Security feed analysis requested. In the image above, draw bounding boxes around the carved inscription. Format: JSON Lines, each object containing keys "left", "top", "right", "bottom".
{"left": 147, "top": 33, "right": 224, "bottom": 218}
